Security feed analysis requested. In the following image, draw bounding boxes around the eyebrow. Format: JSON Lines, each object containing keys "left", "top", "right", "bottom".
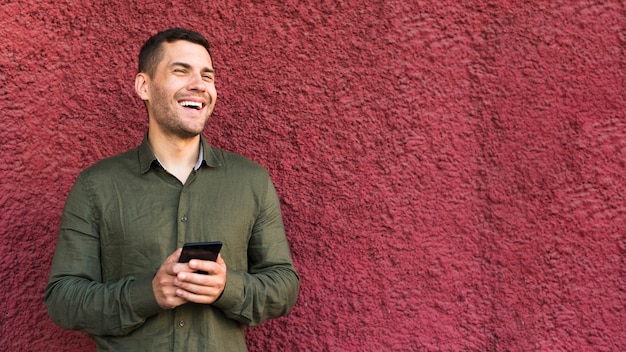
{"left": 171, "top": 62, "right": 215, "bottom": 73}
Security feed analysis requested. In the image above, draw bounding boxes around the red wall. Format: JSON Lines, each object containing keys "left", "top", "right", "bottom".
{"left": 1, "top": 1, "right": 624, "bottom": 350}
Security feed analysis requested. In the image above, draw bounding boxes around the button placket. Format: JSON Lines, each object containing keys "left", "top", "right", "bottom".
{"left": 177, "top": 184, "right": 190, "bottom": 245}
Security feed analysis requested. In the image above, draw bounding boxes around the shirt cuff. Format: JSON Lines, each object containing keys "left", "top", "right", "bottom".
{"left": 212, "top": 268, "right": 244, "bottom": 311}
{"left": 129, "top": 273, "right": 162, "bottom": 318}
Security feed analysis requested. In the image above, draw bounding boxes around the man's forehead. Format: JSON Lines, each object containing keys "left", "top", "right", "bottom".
{"left": 160, "top": 41, "right": 213, "bottom": 66}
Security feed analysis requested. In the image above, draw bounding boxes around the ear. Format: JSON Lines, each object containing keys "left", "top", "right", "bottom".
{"left": 135, "top": 73, "right": 150, "bottom": 101}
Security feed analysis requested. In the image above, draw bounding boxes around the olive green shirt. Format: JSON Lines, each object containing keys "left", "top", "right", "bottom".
{"left": 45, "top": 135, "right": 299, "bottom": 351}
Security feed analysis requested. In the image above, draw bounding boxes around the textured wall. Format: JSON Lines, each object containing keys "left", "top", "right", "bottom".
{"left": 1, "top": 0, "right": 625, "bottom": 351}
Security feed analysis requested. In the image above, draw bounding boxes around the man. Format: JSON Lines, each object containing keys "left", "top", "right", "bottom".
{"left": 45, "top": 28, "right": 300, "bottom": 351}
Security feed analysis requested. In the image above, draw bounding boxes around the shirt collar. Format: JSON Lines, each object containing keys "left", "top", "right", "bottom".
{"left": 139, "top": 134, "right": 222, "bottom": 174}
{"left": 193, "top": 143, "right": 204, "bottom": 170}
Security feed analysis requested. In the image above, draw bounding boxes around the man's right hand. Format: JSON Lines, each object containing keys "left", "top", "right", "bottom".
{"left": 152, "top": 248, "right": 193, "bottom": 310}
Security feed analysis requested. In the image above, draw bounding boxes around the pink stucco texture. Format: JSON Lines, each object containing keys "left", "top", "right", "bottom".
{"left": 1, "top": 0, "right": 625, "bottom": 351}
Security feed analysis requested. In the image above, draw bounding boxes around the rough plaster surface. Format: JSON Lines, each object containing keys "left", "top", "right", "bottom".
{"left": 1, "top": 0, "right": 625, "bottom": 351}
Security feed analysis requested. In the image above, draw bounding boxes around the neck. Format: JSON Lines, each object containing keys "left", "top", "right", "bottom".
{"left": 148, "top": 129, "right": 201, "bottom": 184}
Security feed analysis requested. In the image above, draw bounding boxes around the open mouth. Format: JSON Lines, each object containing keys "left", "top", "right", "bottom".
{"left": 179, "top": 101, "right": 204, "bottom": 110}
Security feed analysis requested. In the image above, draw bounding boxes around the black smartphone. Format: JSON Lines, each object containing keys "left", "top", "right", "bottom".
{"left": 179, "top": 241, "right": 223, "bottom": 264}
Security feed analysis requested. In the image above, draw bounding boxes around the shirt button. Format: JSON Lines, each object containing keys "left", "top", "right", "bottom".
{"left": 181, "top": 216, "right": 188, "bottom": 222}
{"left": 178, "top": 319, "right": 185, "bottom": 327}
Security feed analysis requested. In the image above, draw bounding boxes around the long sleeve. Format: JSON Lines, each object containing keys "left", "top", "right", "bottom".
{"left": 212, "top": 179, "right": 300, "bottom": 326}
{"left": 44, "top": 173, "right": 161, "bottom": 336}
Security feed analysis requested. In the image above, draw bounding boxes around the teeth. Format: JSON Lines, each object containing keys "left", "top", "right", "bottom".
{"left": 180, "top": 101, "right": 203, "bottom": 109}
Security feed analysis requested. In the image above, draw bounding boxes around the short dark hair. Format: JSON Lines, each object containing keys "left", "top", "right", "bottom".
{"left": 138, "top": 28, "right": 212, "bottom": 77}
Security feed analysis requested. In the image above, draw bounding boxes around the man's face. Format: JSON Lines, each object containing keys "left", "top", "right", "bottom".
{"left": 136, "top": 40, "right": 217, "bottom": 139}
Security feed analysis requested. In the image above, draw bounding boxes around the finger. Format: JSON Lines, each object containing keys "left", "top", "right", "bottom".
{"left": 164, "top": 249, "right": 195, "bottom": 276}
{"left": 188, "top": 259, "right": 216, "bottom": 274}
{"left": 188, "top": 258, "right": 226, "bottom": 275}
{"left": 160, "top": 294, "right": 187, "bottom": 309}
{"left": 175, "top": 272, "right": 224, "bottom": 293}
{"left": 175, "top": 280, "right": 213, "bottom": 296}
{"left": 166, "top": 248, "right": 183, "bottom": 263}
{"left": 176, "top": 271, "right": 213, "bottom": 286}
{"left": 175, "top": 286, "right": 221, "bottom": 304}
{"left": 154, "top": 271, "right": 188, "bottom": 309}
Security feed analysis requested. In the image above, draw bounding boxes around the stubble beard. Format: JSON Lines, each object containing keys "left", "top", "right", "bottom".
{"left": 149, "top": 84, "right": 211, "bottom": 140}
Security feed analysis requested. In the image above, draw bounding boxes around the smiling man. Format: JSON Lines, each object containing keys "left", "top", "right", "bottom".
{"left": 45, "top": 28, "right": 300, "bottom": 351}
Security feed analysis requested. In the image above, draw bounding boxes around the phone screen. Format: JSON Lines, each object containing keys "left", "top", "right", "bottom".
{"left": 179, "top": 241, "right": 222, "bottom": 263}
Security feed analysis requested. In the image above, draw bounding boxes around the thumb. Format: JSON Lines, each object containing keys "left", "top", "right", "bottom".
{"left": 216, "top": 253, "right": 225, "bottom": 265}
{"left": 167, "top": 248, "right": 183, "bottom": 263}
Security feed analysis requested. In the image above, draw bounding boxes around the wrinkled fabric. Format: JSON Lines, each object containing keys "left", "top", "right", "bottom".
{"left": 45, "top": 135, "right": 300, "bottom": 351}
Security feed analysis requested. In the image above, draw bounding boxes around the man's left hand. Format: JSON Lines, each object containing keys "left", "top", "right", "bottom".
{"left": 174, "top": 254, "right": 227, "bottom": 304}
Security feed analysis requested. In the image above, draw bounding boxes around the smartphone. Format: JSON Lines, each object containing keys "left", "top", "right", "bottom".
{"left": 179, "top": 241, "right": 222, "bottom": 264}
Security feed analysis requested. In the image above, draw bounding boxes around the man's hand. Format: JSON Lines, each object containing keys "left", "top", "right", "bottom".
{"left": 152, "top": 248, "right": 192, "bottom": 309}
{"left": 153, "top": 249, "right": 227, "bottom": 309}
{"left": 174, "top": 254, "right": 227, "bottom": 304}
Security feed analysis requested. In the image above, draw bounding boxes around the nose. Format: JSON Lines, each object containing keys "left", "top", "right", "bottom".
{"left": 187, "top": 73, "right": 207, "bottom": 92}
